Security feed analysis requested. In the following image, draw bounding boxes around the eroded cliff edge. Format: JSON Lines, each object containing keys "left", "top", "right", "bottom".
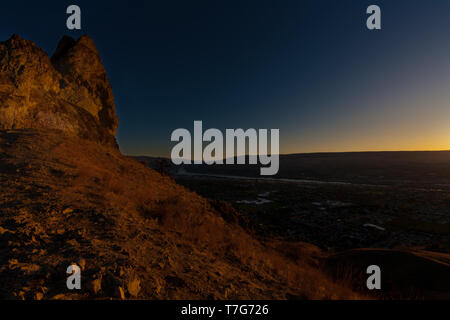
{"left": 0, "top": 34, "right": 118, "bottom": 147}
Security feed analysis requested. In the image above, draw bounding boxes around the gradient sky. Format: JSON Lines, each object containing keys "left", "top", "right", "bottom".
{"left": 1, "top": 1, "right": 450, "bottom": 156}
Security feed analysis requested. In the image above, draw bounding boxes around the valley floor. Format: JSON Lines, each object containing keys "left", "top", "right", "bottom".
{"left": 175, "top": 173, "right": 450, "bottom": 298}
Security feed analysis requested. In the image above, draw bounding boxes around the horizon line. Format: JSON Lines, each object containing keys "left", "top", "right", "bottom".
{"left": 127, "top": 149, "right": 450, "bottom": 159}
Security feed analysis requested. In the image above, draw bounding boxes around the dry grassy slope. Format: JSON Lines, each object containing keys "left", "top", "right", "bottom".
{"left": 0, "top": 129, "right": 361, "bottom": 300}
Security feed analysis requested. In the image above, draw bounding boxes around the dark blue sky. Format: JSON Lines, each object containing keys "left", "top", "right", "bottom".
{"left": 2, "top": 1, "right": 450, "bottom": 155}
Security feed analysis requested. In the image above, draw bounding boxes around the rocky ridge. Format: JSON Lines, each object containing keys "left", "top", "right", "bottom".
{"left": 0, "top": 34, "right": 118, "bottom": 147}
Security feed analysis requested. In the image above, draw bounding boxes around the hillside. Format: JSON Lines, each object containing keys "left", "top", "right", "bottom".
{"left": 0, "top": 129, "right": 360, "bottom": 299}
{"left": 0, "top": 34, "right": 360, "bottom": 300}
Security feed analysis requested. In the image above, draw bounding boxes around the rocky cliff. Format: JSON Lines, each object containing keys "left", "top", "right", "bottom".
{"left": 0, "top": 34, "right": 118, "bottom": 146}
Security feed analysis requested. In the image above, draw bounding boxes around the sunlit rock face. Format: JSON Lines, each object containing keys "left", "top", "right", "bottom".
{"left": 0, "top": 34, "right": 119, "bottom": 147}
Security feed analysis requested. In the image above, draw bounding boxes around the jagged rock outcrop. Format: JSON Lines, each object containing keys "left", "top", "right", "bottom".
{"left": 0, "top": 34, "right": 118, "bottom": 146}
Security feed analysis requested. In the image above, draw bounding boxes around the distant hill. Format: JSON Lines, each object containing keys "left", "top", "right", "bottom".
{"left": 139, "top": 151, "right": 450, "bottom": 187}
